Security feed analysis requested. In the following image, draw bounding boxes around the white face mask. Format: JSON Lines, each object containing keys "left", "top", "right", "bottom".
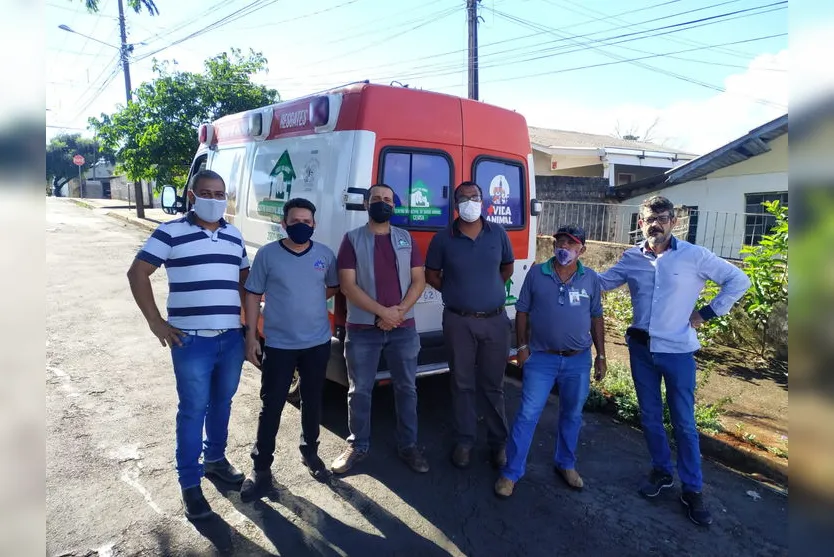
{"left": 192, "top": 196, "right": 227, "bottom": 223}
{"left": 458, "top": 200, "right": 482, "bottom": 223}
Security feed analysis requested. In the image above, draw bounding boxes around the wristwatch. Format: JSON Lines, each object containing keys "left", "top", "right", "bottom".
{"left": 595, "top": 354, "right": 606, "bottom": 360}
{"left": 517, "top": 344, "right": 529, "bottom": 351}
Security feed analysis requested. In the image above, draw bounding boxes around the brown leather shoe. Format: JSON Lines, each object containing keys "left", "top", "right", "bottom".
{"left": 494, "top": 476, "right": 515, "bottom": 499}
{"left": 555, "top": 467, "right": 584, "bottom": 490}
{"left": 490, "top": 446, "right": 507, "bottom": 469}
{"left": 451, "top": 445, "right": 471, "bottom": 469}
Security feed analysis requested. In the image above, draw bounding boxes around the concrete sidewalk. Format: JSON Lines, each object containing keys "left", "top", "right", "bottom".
{"left": 66, "top": 197, "right": 180, "bottom": 233}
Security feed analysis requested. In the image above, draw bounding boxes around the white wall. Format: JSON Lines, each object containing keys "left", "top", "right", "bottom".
{"left": 620, "top": 171, "right": 788, "bottom": 258}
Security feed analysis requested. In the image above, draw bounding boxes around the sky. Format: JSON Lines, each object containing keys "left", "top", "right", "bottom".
{"left": 42, "top": 0, "right": 803, "bottom": 154}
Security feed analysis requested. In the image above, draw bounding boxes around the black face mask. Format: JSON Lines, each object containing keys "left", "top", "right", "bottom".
{"left": 368, "top": 201, "right": 393, "bottom": 223}
{"left": 285, "top": 222, "right": 314, "bottom": 244}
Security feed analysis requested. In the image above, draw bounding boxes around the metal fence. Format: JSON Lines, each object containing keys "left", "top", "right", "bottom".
{"left": 537, "top": 200, "right": 777, "bottom": 260}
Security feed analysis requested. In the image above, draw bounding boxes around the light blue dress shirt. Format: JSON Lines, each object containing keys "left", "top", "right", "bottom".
{"left": 598, "top": 237, "right": 751, "bottom": 353}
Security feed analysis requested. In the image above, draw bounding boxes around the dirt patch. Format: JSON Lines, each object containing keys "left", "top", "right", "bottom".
{"left": 601, "top": 323, "right": 789, "bottom": 483}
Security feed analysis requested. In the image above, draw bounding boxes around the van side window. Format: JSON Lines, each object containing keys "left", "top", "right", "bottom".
{"left": 209, "top": 147, "right": 245, "bottom": 216}
{"left": 473, "top": 157, "right": 525, "bottom": 229}
{"left": 381, "top": 150, "right": 452, "bottom": 229}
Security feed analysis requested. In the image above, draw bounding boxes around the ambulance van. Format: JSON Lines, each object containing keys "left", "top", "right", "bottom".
{"left": 162, "top": 81, "right": 542, "bottom": 401}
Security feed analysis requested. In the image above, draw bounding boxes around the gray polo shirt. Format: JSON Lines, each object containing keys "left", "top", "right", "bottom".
{"left": 425, "top": 218, "right": 515, "bottom": 313}
{"left": 516, "top": 258, "right": 603, "bottom": 352}
{"left": 244, "top": 240, "right": 339, "bottom": 350}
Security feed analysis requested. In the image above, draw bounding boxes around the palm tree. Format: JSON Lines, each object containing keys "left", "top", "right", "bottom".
{"left": 81, "top": 0, "right": 160, "bottom": 16}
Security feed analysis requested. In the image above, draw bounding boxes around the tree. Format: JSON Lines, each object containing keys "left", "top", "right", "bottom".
{"left": 89, "top": 49, "right": 279, "bottom": 190}
{"left": 614, "top": 117, "right": 660, "bottom": 143}
{"left": 739, "top": 200, "right": 788, "bottom": 357}
{"left": 80, "top": 0, "right": 159, "bottom": 15}
{"left": 46, "top": 133, "right": 115, "bottom": 196}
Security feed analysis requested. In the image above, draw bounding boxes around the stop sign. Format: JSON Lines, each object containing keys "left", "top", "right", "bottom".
{"left": 73, "top": 154, "right": 85, "bottom": 166}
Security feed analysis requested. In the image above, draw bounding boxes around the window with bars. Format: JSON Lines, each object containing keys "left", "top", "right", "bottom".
{"left": 744, "top": 192, "right": 788, "bottom": 245}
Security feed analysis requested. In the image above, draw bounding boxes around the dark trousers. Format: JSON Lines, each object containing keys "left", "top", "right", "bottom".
{"left": 250, "top": 342, "right": 331, "bottom": 471}
{"left": 443, "top": 309, "right": 511, "bottom": 449}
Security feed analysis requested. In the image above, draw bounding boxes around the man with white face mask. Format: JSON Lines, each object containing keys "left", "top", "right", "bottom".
{"left": 426, "top": 181, "right": 515, "bottom": 470}
{"left": 127, "top": 170, "right": 250, "bottom": 521}
{"left": 494, "top": 225, "right": 606, "bottom": 498}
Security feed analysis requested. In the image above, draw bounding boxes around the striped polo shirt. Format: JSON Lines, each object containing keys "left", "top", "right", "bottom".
{"left": 136, "top": 212, "right": 250, "bottom": 331}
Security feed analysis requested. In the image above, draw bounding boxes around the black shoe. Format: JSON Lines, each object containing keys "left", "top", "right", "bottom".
{"left": 639, "top": 469, "right": 674, "bottom": 498}
{"left": 490, "top": 446, "right": 507, "bottom": 470}
{"left": 204, "top": 457, "right": 245, "bottom": 484}
{"left": 240, "top": 469, "right": 273, "bottom": 503}
{"left": 451, "top": 445, "right": 472, "bottom": 469}
{"left": 300, "top": 443, "right": 330, "bottom": 483}
{"left": 182, "top": 486, "right": 213, "bottom": 520}
{"left": 398, "top": 446, "right": 430, "bottom": 473}
{"left": 681, "top": 491, "right": 713, "bottom": 526}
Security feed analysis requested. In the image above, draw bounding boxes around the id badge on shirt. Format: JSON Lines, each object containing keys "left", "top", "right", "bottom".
{"left": 568, "top": 288, "right": 581, "bottom": 306}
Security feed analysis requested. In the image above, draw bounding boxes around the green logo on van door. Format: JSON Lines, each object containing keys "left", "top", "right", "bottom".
{"left": 393, "top": 180, "right": 442, "bottom": 221}
{"left": 269, "top": 150, "right": 296, "bottom": 201}
{"left": 505, "top": 278, "right": 517, "bottom": 306}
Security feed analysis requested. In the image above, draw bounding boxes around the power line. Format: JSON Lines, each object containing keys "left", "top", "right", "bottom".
{"left": 355, "top": 2, "right": 787, "bottom": 86}
{"left": 286, "top": 0, "right": 784, "bottom": 87}
{"left": 134, "top": 0, "right": 284, "bottom": 62}
{"left": 537, "top": 0, "right": 758, "bottom": 59}
{"left": 237, "top": 0, "right": 362, "bottom": 31}
{"left": 476, "top": 33, "right": 787, "bottom": 102}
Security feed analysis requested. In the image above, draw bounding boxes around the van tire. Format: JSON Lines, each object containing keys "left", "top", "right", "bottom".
{"left": 286, "top": 370, "right": 301, "bottom": 404}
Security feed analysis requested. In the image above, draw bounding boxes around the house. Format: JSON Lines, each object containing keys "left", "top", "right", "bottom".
{"left": 610, "top": 114, "right": 789, "bottom": 258}
{"left": 528, "top": 126, "right": 697, "bottom": 187}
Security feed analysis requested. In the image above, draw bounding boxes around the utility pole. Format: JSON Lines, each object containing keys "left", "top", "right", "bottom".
{"left": 117, "top": 0, "right": 145, "bottom": 218}
{"left": 467, "top": 0, "right": 480, "bottom": 101}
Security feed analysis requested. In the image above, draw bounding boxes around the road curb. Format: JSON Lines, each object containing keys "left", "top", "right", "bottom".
{"left": 68, "top": 199, "right": 158, "bottom": 233}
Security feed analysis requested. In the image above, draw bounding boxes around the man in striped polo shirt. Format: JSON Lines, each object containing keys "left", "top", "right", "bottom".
{"left": 127, "top": 169, "right": 250, "bottom": 521}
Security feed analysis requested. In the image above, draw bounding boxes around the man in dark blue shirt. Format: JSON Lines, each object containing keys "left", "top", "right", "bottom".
{"left": 426, "top": 181, "right": 515, "bottom": 470}
{"left": 495, "top": 226, "right": 606, "bottom": 498}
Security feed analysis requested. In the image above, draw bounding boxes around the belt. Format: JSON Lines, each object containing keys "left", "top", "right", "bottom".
{"left": 182, "top": 329, "right": 231, "bottom": 338}
{"left": 544, "top": 349, "right": 582, "bottom": 357}
{"left": 445, "top": 306, "right": 505, "bottom": 318}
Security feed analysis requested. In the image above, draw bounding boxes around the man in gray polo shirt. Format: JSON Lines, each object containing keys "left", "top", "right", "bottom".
{"left": 425, "top": 181, "right": 515, "bottom": 470}
{"left": 495, "top": 225, "right": 607, "bottom": 498}
{"left": 239, "top": 198, "right": 339, "bottom": 501}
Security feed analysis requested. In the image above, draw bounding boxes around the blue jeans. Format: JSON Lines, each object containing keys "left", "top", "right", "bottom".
{"left": 344, "top": 326, "right": 420, "bottom": 451}
{"left": 170, "top": 329, "right": 244, "bottom": 489}
{"left": 503, "top": 349, "right": 591, "bottom": 482}
{"left": 627, "top": 338, "right": 702, "bottom": 493}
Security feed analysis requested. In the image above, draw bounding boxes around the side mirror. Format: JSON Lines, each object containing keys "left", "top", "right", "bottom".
{"left": 343, "top": 187, "right": 367, "bottom": 211}
{"left": 161, "top": 185, "right": 184, "bottom": 214}
{"left": 530, "top": 198, "right": 543, "bottom": 217}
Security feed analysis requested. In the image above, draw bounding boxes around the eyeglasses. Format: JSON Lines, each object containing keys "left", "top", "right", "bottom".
{"left": 457, "top": 194, "right": 482, "bottom": 203}
{"left": 558, "top": 284, "right": 565, "bottom": 305}
{"left": 643, "top": 215, "right": 671, "bottom": 225}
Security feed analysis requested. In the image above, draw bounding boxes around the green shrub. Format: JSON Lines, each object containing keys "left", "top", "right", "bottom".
{"left": 585, "top": 361, "right": 728, "bottom": 435}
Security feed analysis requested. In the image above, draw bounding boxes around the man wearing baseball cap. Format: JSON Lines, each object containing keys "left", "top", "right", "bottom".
{"left": 495, "top": 225, "right": 607, "bottom": 498}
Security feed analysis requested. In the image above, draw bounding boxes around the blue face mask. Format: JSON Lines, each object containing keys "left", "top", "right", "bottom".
{"left": 285, "top": 222, "right": 314, "bottom": 244}
{"left": 555, "top": 248, "right": 577, "bottom": 266}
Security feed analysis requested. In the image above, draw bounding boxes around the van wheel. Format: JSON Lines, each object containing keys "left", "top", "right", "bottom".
{"left": 286, "top": 370, "right": 301, "bottom": 404}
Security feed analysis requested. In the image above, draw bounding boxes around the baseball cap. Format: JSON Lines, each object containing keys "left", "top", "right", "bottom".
{"left": 554, "top": 225, "right": 586, "bottom": 245}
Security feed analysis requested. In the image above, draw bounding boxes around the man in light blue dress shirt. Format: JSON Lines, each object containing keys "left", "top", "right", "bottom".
{"left": 599, "top": 196, "right": 750, "bottom": 527}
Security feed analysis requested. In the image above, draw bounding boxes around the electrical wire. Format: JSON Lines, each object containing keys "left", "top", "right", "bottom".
{"left": 285, "top": 0, "right": 785, "bottom": 86}
{"left": 355, "top": 2, "right": 787, "bottom": 86}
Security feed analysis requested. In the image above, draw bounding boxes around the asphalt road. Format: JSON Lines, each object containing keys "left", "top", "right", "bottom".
{"left": 46, "top": 198, "right": 788, "bottom": 557}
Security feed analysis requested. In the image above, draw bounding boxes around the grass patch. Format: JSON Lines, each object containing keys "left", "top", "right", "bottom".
{"left": 584, "top": 361, "right": 730, "bottom": 435}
